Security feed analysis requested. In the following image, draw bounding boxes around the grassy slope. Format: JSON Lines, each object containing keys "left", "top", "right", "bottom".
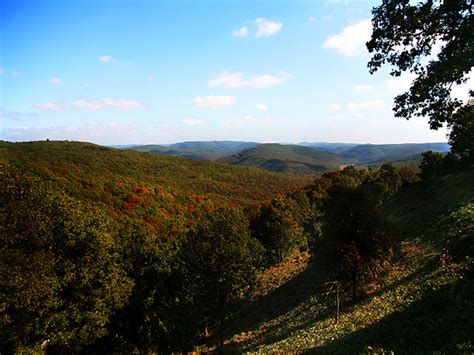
{"left": 218, "top": 143, "right": 349, "bottom": 175}
{"left": 204, "top": 169, "right": 474, "bottom": 353}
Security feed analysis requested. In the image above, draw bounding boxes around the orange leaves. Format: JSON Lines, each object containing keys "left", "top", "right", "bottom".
{"left": 120, "top": 202, "right": 133, "bottom": 211}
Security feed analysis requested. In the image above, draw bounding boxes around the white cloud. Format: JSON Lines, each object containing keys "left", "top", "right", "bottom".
{"left": 233, "top": 26, "right": 248, "bottom": 37}
{"left": 328, "top": 103, "right": 343, "bottom": 111}
{"left": 242, "top": 115, "right": 257, "bottom": 123}
{"left": 192, "top": 95, "right": 235, "bottom": 108}
{"left": 323, "top": 19, "right": 372, "bottom": 57}
{"left": 1, "top": 123, "right": 138, "bottom": 144}
{"left": 0, "top": 67, "right": 25, "bottom": 77}
{"left": 72, "top": 98, "right": 141, "bottom": 110}
{"left": 209, "top": 72, "right": 288, "bottom": 88}
{"left": 347, "top": 100, "right": 385, "bottom": 110}
{"left": 354, "top": 84, "right": 374, "bottom": 92}
{"left": 48, "top": 77, "right": 64, "bottom": 84}
{"left": 330, "top": 113, "right": 366, "bottom": 122}
{"left": 256, "top": 103, "right": 268, "bottom": 111}
{"left": 33, "top": 102, "right": 63, "bottom": 111}
{"left": 0, "top": 109, "right": 38, "bottom": 120}
{"left": 98, "top": 55, "right": 113, "bottom": 63}
{"left": 329, "top": 114, "right": 348, "bottom": 122}
{"left": 385, "top": 74, "right": 417, "bottom": 95}
{"left": 255, "top": 18, "right": 283, "bottom": 38}
{"left": 182, "top": 117, "right": 205, "bottom": 126}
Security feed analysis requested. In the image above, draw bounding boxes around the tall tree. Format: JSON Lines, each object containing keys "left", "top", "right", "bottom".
{"left": 251, "top": 197, "right": 306, "bottom": 264}
{"left": 0, "top": 167, "right": 132, "bottom": 352}
{"left": 181, "top": 208, "right": 262, "bottom": 348}
{"left": 449, "top": 99, "right": 474, "bottom": 163}
{"left": 367, "top": 0, "right": 473, "bottom": 129}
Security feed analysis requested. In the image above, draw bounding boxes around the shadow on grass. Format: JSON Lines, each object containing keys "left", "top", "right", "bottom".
{"left": 307, "top": 276, "right": 474, "bottom": 354}
{"left": 202, "top": 263, "right": 326, "bottom": 350}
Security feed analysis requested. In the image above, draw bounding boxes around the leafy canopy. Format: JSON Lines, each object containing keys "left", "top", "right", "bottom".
{"left": 0, "top": 167, "right": 132, "bottom": 352}
{"left": 367, "top": 0, "right": 473, "bottom": 129}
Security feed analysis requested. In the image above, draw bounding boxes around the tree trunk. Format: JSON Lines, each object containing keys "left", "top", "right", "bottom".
{"left": 217, "top": 282, "right": 224, "bottom": 349}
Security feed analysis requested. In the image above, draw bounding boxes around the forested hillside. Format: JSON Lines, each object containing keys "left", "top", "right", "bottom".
{"left": 1, "top": 139, "right": 473, "bottom": 353}
{"left": 0, "top": 141, "right": 310, "bottom": 232}
{"left": 332, "top": 143, "right": 450, "bottom": 163}
{"left": 218, "top": 143, "right": 348, "bottom": 174}
{"left": 169, "top": 141, "right": 259, "bottom": 160}
{"left": 127, "top": 141, "right": 449, "bottom": 172}
{"left": 127, "top": 144, "right": 204, "bottom": 160}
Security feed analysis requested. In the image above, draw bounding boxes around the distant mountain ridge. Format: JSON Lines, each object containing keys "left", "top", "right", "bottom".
{"left": 125, "top": 141, "right": 450, "bottom": 174}
{"left": 330, "top": 143, "right": 450, "bottom": 163}
{"left": 169, "top": 141, "right": 259, "bottom": 160}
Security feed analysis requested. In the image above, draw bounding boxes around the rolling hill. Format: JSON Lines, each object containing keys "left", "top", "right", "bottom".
{"left": 325, "top": 142, "right": 450, "bottom": 163}
{"left": 168, "top": 141, "right": 259, "bottom": 160}
{"left": 0, "top": 140, "right": 311, "bottom": 231}
{"left": 125, "top": 141, "right": 450, "bottom": 171}
{"left": 217, "top": 143, "right": 350, "bottom": 174}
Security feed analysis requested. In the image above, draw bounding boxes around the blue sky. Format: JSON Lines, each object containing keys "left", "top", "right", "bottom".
{"left": 1, "top": 0, "right": 466, "bottom": 145}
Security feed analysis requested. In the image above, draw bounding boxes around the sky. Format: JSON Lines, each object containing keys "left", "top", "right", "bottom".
{"left": 0, "top": 0, "right": 470, "bottom": 145}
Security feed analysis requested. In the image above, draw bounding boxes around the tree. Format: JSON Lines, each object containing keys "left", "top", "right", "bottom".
{"left": 180, "top": 208, "right": 262, "bottom": 348}
{"left": 419, "top": 150, "right": 444, "bottom": 179}
{"left": 449, "top": 98, "right": 474, "bottom": 163}
{"left": 315, "top": 167, "right": 399, "bottom": 301}
{"left": 362, "top": 164, "right": 403, "bottom": 204}
{"left": 321, "top": 185, "right": 397, "bottom": 300}
{"left": 91, "top": 223, "right": 195, "bottom": 353}
{"left": 251, "top": 197, "right": 306, "bottom": 264}
{"left": 0, "top": 167, "right": 132, "bottom": 352}
{"left": 367, "top": 0, "right": 473, "bottom": 129}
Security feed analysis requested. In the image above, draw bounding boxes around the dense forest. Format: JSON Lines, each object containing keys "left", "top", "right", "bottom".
{"left": 1, "top": 136, "right": 473, "bottom": 352}
{"left": 1, "top": 0, "right": 473, "bottom": 352}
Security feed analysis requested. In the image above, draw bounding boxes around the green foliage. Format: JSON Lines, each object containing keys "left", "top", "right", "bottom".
{"left": 251, "top": 197, "right": 307, "bottom": 264}
{"left": 181, "top": 208, "right": 263, "bottom": 346}
{"left": 322, "top": 184, "right": 398, "bottom": 300}
{"left": 210, "top": 169, "right": 474, "bottom": 354}
{"left": 367, "top": 0, "right": 473, "bottom": 129}
{"left": 0, "top": 166, "right": 132, "bottom": 352}
{"left": 419, "top": 151, "right": 444, "bottom": 179}
{"left": 362, "top": 164, "right": 403, "bottom": 204}
{"left": 90, "top": 224, "right": 195, "bottom": 352}
{"left": 449, "top": 100, "right": 474, "bottom": 164}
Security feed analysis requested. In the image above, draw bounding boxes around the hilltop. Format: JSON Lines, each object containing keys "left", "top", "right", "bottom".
{"left": 218, "top": 143, "right": 349, "bottom": 174}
